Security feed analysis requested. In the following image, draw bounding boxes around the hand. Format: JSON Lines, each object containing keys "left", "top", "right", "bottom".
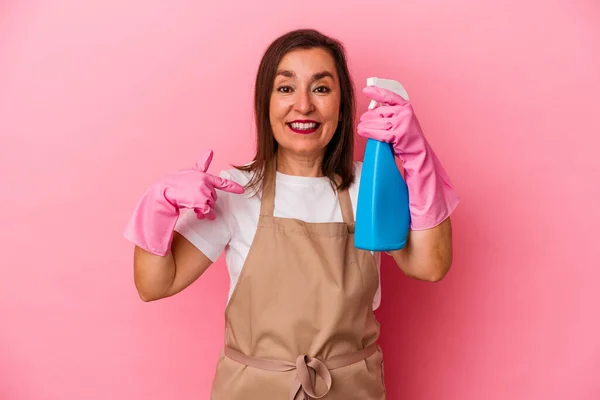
{"left": 162, "top": 149, "right": 244, "bottom": 220}
{"left": 357, "top": 86, "right": 459, "bottom": 230}
{"left": 123, "top": 149, "right": 244, "bottom": 256}
{"left": 357, "top": 86, "right": 425, "bottom": 163}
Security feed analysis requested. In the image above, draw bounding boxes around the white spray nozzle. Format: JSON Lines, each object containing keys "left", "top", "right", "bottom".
{"left": 366, "top": 77, "right": 410, "bottom": 110}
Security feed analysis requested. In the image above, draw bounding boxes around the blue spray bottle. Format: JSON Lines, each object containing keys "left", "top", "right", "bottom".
{"left": 354, "top": 77, "right": 411, "bottom": 251}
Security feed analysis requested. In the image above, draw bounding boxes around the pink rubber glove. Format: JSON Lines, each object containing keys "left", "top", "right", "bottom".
{"left": 123, "top": 149, "right": 244, "bottom": 256}
{"left": 357, "top": 86, "right": 459, "bottom": 230}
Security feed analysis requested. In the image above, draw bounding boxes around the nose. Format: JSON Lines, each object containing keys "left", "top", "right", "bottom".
{"left": 293, "top": 89, "right": 315, "bottom": 114}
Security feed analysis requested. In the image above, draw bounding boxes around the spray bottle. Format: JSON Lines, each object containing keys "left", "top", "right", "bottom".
{"left": 354, "top": 77, "right": 411, "bottom": 251}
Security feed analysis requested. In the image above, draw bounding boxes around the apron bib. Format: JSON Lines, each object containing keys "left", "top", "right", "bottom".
{"left": 210, "top": 161, "right": 386, "bottom": 399}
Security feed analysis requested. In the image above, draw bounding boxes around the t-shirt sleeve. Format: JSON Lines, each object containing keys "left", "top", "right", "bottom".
{"left": 173, "top": 170, "right": 234, "bottom": 262}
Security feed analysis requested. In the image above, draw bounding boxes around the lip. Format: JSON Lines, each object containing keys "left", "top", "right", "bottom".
{"left": 289, "top": 119, "right": 319, "bottom": 123}
{"left": 287, "top": 120, "right": 321, "bottom": 135}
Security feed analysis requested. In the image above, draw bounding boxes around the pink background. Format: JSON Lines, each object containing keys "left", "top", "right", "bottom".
{"left": 1, "top": 1, "right": 599, "bottom": 399}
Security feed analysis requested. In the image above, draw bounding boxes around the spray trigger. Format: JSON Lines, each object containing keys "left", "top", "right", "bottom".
{"left": 366, "top": 77, "right": 410, "bottom": 110}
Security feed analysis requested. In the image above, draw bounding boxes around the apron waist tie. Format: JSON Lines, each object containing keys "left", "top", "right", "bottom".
{"left": 223, "top": 343, "right": 378, "bottom": 400}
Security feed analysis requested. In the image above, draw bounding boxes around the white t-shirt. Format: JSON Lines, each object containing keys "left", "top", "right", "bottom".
{"left": 174, "top": 160, "right": 382, "bottom": 310}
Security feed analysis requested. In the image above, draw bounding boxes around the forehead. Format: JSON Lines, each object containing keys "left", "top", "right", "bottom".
{"left": 276, "top": 48, "right": 337, "bottom": 78}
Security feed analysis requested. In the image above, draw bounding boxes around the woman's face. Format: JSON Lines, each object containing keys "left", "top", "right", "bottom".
{"left": 269, "top": 47, "right": 341, "bottom": 159}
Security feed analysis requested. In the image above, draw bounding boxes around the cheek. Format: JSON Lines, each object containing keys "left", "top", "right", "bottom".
{"left": 322, "top": 101, "right": 340, "bottom": 127}
{"left": 321, "top": 96, "right": 340, "bottom": 120}
{"left": 269, "top": 99, "right": 288, "bottom": 124}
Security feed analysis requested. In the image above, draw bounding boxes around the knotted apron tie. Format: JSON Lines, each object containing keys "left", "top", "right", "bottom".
{"left": 224, "top": 343, "right": 378, "bottom": 400}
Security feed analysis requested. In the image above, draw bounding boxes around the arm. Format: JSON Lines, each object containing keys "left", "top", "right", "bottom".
{"left": 389, "top": 217, "right": 453, "bottom": 282}
{"left": 123, "top": 149, "right": 244, "bottom": 301}
{"left": 133, "top": 232, "right": 213, "bottom": 301}
{"left": 357, "top": 84, "right": 460, "bottom": 283}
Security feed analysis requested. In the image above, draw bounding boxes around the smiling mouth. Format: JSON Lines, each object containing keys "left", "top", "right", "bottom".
{"left": 287, "top": 121, "right": 321, "bottom": 134}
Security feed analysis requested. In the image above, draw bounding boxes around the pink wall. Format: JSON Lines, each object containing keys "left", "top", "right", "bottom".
{"left": 1, "top": 1, "right": 599, "bottom": 399}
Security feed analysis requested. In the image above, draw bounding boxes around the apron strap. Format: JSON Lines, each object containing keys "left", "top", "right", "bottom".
{"left": 337, "top": 189, "right": 355, "bottom": 232}
{"left": 259, "top": 158, "right": 277, "bottom": 217}
{"left": 223, "top": 343, "right": 378, "bottom": 400}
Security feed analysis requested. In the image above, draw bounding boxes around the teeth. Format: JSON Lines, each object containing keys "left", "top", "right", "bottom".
{"left": 290, "top": 122, "right": 317, "bottom": 130}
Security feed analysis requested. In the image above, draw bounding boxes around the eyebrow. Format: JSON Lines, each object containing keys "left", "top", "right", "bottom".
{"left": 275, "top": 70, "right": 335, "bottom": 81}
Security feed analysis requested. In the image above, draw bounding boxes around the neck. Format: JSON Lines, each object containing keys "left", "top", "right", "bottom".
{"left": 276, "top": 148, "right": 324, "bottom": 177}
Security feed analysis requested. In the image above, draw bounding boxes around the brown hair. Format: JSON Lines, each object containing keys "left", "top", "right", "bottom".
{"left": 236, "top": 28, "right": 356, "bottom": 195}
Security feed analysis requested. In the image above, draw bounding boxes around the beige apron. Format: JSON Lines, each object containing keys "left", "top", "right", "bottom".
{"left": 210, "top": 161, "right": 386, "bottom": 399}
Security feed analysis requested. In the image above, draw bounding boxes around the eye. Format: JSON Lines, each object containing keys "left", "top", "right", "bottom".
{"left": 277, "top": 85, "right": 293, "bottom": 93}
{"left": 314, "top": 86, "right": 330, "bottom": 93}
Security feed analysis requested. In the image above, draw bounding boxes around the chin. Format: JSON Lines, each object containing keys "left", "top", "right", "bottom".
{"left": 274, "top": 127, "right": 334, "bottom": 158}
{"left": 285, "top": 143, "right": 326, "bottom": 157}
{"left": 288, "top": 134, "right": 329, "bottom": 151}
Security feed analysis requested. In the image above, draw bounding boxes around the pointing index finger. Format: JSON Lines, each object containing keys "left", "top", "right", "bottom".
{"left": 205, "top": 174, "right": 245, "bottom": 194}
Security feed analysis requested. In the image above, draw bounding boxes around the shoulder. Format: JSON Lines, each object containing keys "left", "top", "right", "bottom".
{"left": 216, "top": 164, "right": 258, "bottom": 205}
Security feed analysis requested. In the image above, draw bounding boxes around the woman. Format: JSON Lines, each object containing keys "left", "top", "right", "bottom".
{"left": 124, "top": 28, "right": 458, "bottom": 399}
